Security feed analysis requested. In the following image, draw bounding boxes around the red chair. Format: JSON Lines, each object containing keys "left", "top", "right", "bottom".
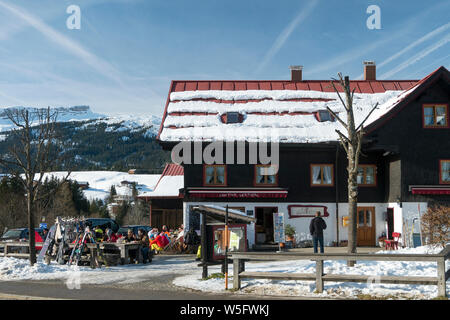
{"left": 384, "top": 232, "right": 401, "bottom": 250}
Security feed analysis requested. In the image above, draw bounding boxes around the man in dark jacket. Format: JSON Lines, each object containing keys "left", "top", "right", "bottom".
{"left": 309, "top": 211, "right": 327, "bottom": 253}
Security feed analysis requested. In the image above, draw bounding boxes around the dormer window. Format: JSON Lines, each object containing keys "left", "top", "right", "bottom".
{"left": 315, "top": 110, "right": 335, "bottom": 122}
{"left": 221, "top": 112, "right": 244, "bottom": 124}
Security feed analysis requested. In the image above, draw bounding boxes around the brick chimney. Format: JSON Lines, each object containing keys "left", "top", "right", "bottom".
{"left": 363, "top": 61, "right": 376, "bottom": 80}
{"left": 290, "top": 65, "right": 303, "bottom": 81}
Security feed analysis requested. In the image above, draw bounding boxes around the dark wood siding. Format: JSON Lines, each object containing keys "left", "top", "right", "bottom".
{"left": 366, "top": 77, "right": 450, "bottom": 202}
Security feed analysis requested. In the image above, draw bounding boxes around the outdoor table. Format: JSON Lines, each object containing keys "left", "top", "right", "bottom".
{"left": 114, "top": 242, "right": 143, "bottom": 265}
{"left": 67, "top": 242, "right": 143, "bottom": 265}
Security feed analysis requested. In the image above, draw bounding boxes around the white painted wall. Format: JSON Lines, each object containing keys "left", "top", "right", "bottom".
{"left": 183, "top": 201, "right": 430, "bottom": 248}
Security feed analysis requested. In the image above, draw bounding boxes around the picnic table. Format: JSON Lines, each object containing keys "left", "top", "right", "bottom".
{"left": 66, "top": 242, "right": 144, "bottom": 267}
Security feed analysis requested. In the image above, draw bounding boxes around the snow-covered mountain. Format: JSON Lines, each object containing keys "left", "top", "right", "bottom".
{"left": 0, "top": 106, "right": 169, "bottom": 171}
{"left": 0, "top": 105, "right": 162, "bottom": 136}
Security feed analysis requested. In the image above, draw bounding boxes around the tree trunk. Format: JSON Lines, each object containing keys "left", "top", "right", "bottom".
{"left": 347, "top": 162, "right": 358, "bottom": 266}
{"left": 27, "top": 189, "right": 37, "bottom": 265}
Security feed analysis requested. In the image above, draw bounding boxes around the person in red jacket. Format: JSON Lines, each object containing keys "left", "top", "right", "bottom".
{"left": 103, "top": 228, "right": 118, "bottom": 242}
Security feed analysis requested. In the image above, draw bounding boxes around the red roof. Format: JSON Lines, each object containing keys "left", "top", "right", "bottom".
{"left": 160, "top": 163, "right": 184, "bottom": 176}
{"left": 170, "top": 80, "right": 417, "bottom": 94}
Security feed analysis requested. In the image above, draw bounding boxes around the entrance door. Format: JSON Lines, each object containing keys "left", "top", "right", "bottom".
{"left": 386, "top": 208, "right": 394, "bottom": 240}
{"left": 357, "top": 207, "right": 375, "bottom": 246}
{"left": 255, "top": 207, "right": 277, "bottom": 244}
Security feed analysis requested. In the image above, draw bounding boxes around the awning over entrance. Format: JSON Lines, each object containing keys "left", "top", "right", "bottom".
{"left": 187, "top": 188, "right": 288, "bottom": 199}
{"left": 192, "top": 205, "right": 256, "bottom": 224}
{"left": 409, "top": 185, "right": 450, "bottom": 195}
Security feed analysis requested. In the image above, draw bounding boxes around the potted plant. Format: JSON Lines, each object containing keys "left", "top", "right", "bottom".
{"left": 285, "top": 224, "right": 296, "bottom": 248}
{"left": 378, "top": 235, "right": 387, "bottom": 248}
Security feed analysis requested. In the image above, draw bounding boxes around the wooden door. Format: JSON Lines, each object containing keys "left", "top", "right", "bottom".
{"left": 357, "top": 207, "right": 375, "bottom": 246}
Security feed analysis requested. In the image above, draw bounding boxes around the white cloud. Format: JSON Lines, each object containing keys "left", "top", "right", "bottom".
{"left": 256, "top": 0, "right": 319, "bottom": 74}
{"left": 379, "top": 33, "right": 450, "bottom": 79}
{"left": 0, "top": 1, "right": 123, "bottom": 86}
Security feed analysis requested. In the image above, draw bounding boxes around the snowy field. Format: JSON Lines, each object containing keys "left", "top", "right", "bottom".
{"left": 0, "top": 246, "right": 447, "bottom": 299}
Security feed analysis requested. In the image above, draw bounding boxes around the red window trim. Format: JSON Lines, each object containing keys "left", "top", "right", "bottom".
{"left": 288, "top": 205, "right": 330, "bottom": 218}
{"left": 203, "top": 164, "right": 227, "bottom": 186}
{"left": 422, "top": 104, "right": 449, "bottom": 129}
{"left": 439, "top": 159, "right": 450, "bottom": 185}
{"left": 310, "top": 164, "right": 334, "bottom": 187}
{"left": 254, "top": 164, "right": 278, "bottom": 187}
{"left": 357, "top": 164, "right": 377, "bottom": 187}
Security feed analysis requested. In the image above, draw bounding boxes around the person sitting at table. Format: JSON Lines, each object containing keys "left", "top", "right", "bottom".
{"left": 124, "top": 229, "right": 138, "bottom": 263}
{"left": 103, "top": 228, "right": 118, "bottom": 243}
{"left": 94, "top": 225, "right": 104, "bottom": 242}
{"left": 137, "top": 229, "right": 150, "bottom": 263}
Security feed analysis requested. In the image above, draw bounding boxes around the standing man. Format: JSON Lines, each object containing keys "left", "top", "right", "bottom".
{"left": 310, "top": 211, "right": 327, "bottom": 253}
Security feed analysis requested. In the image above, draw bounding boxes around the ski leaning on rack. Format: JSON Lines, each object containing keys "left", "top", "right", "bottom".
{"left": 68, "top": 230, "right": 90, "bottom": 266}
{"left": 37, "top": 225, "right": 56, "bottom": 263}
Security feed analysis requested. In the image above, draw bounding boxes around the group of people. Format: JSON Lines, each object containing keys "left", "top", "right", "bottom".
{"left": 88, "top": 224, "right": 189, "bottom": 263}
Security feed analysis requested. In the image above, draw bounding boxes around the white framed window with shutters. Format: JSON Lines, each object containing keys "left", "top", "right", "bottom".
{"left": 310, "top": 164, "right": 334, "bottom": 186}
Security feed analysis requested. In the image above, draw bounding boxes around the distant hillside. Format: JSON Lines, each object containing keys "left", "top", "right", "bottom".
{"left": 0, "top": 106, "right": 171, "bottom": 172}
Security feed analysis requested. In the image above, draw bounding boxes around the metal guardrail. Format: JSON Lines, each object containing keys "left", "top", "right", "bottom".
{"left": 230, "top": 246, "right": 450, "bottom": 297}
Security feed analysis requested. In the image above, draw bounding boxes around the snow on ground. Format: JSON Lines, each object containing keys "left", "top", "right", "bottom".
{"left": 0, "top": 246, "right": 447, "bottom": 299}
{"left": 173, "top": 246, "right": 449, "bottom": 299}
{"left": 0, "top": 256, "right": 197, "bottom": 286}
{"left": 39, "top": 171, "right": 161, "bottom": 202}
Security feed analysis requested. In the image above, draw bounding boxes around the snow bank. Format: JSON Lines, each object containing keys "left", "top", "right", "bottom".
{"left": 0, "top": 256, "right": 197, "bottom": 285}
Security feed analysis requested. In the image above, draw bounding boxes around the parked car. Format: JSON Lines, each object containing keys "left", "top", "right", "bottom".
{"left": 83, "top": 218, "right": 120, "bottom": 233}
{"left": 0, "top": 228, "right": 45, "bottom": 251}
{"left": 117, "top": 225, "right": 152, "bottom": 237}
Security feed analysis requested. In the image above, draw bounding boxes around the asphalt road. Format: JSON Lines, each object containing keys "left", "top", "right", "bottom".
{"left": 0, "top": 279, "right": 256, "bottom": 300}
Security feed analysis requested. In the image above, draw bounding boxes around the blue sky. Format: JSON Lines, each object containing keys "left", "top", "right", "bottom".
{"left": 0, "top": 0, "right": 448, "bottom": 116}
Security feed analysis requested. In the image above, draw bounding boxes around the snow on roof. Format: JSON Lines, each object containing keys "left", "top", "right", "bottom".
{"left": 138, "top": 163, "right": 184, "bottom": 198}
{"left": 160, "top": 89, "right": 405, "bottom": 143}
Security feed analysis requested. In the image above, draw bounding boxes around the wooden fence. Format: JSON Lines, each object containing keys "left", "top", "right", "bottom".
{"left": 0, "top": 241, "right": 146, "bottom": 267}
{"left": 230, "top": 246, "right": 450, "bottom": 297}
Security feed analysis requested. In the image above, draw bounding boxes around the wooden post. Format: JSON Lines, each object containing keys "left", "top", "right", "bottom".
{"left": 233, "top": 258, "right": 241, "bottom": 290}
{"left": 225, "top": 205, "right": 229, "bottom": 290}
{"left": 90, "top": 248, "right": 97, "bottom": 269}
{"left": 437, "top": 257, "right": 446, "bottom": 297}
{"left": 4, "top": 244, "right": 8, "bottom": 257}
{"left": 201, "top": 212, "right": 208, "bottom": 279}
{"left": 316, "top": 259, "right": 324, "bottom": 293}
{"left": 137, "top": 244, "right": 143, "bottom": 264}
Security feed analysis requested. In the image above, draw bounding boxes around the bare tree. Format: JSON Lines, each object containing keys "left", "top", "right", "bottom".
{"left": 326, "top": 74, "right": 379, "bottom": 266}
{"left": 0, "top": 107, "right": 69, "bottom": 265}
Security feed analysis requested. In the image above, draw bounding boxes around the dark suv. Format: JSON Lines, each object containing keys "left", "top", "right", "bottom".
{"left": 117, "top": 225, "right": 152, "bottom": 237}
{"left": 83, "top": 218, "right": 120, "bottom": 233}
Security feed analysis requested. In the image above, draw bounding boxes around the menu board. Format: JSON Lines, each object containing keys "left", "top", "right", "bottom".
{"left": 273, "top": 212, "right": 285, "bottom": 244}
